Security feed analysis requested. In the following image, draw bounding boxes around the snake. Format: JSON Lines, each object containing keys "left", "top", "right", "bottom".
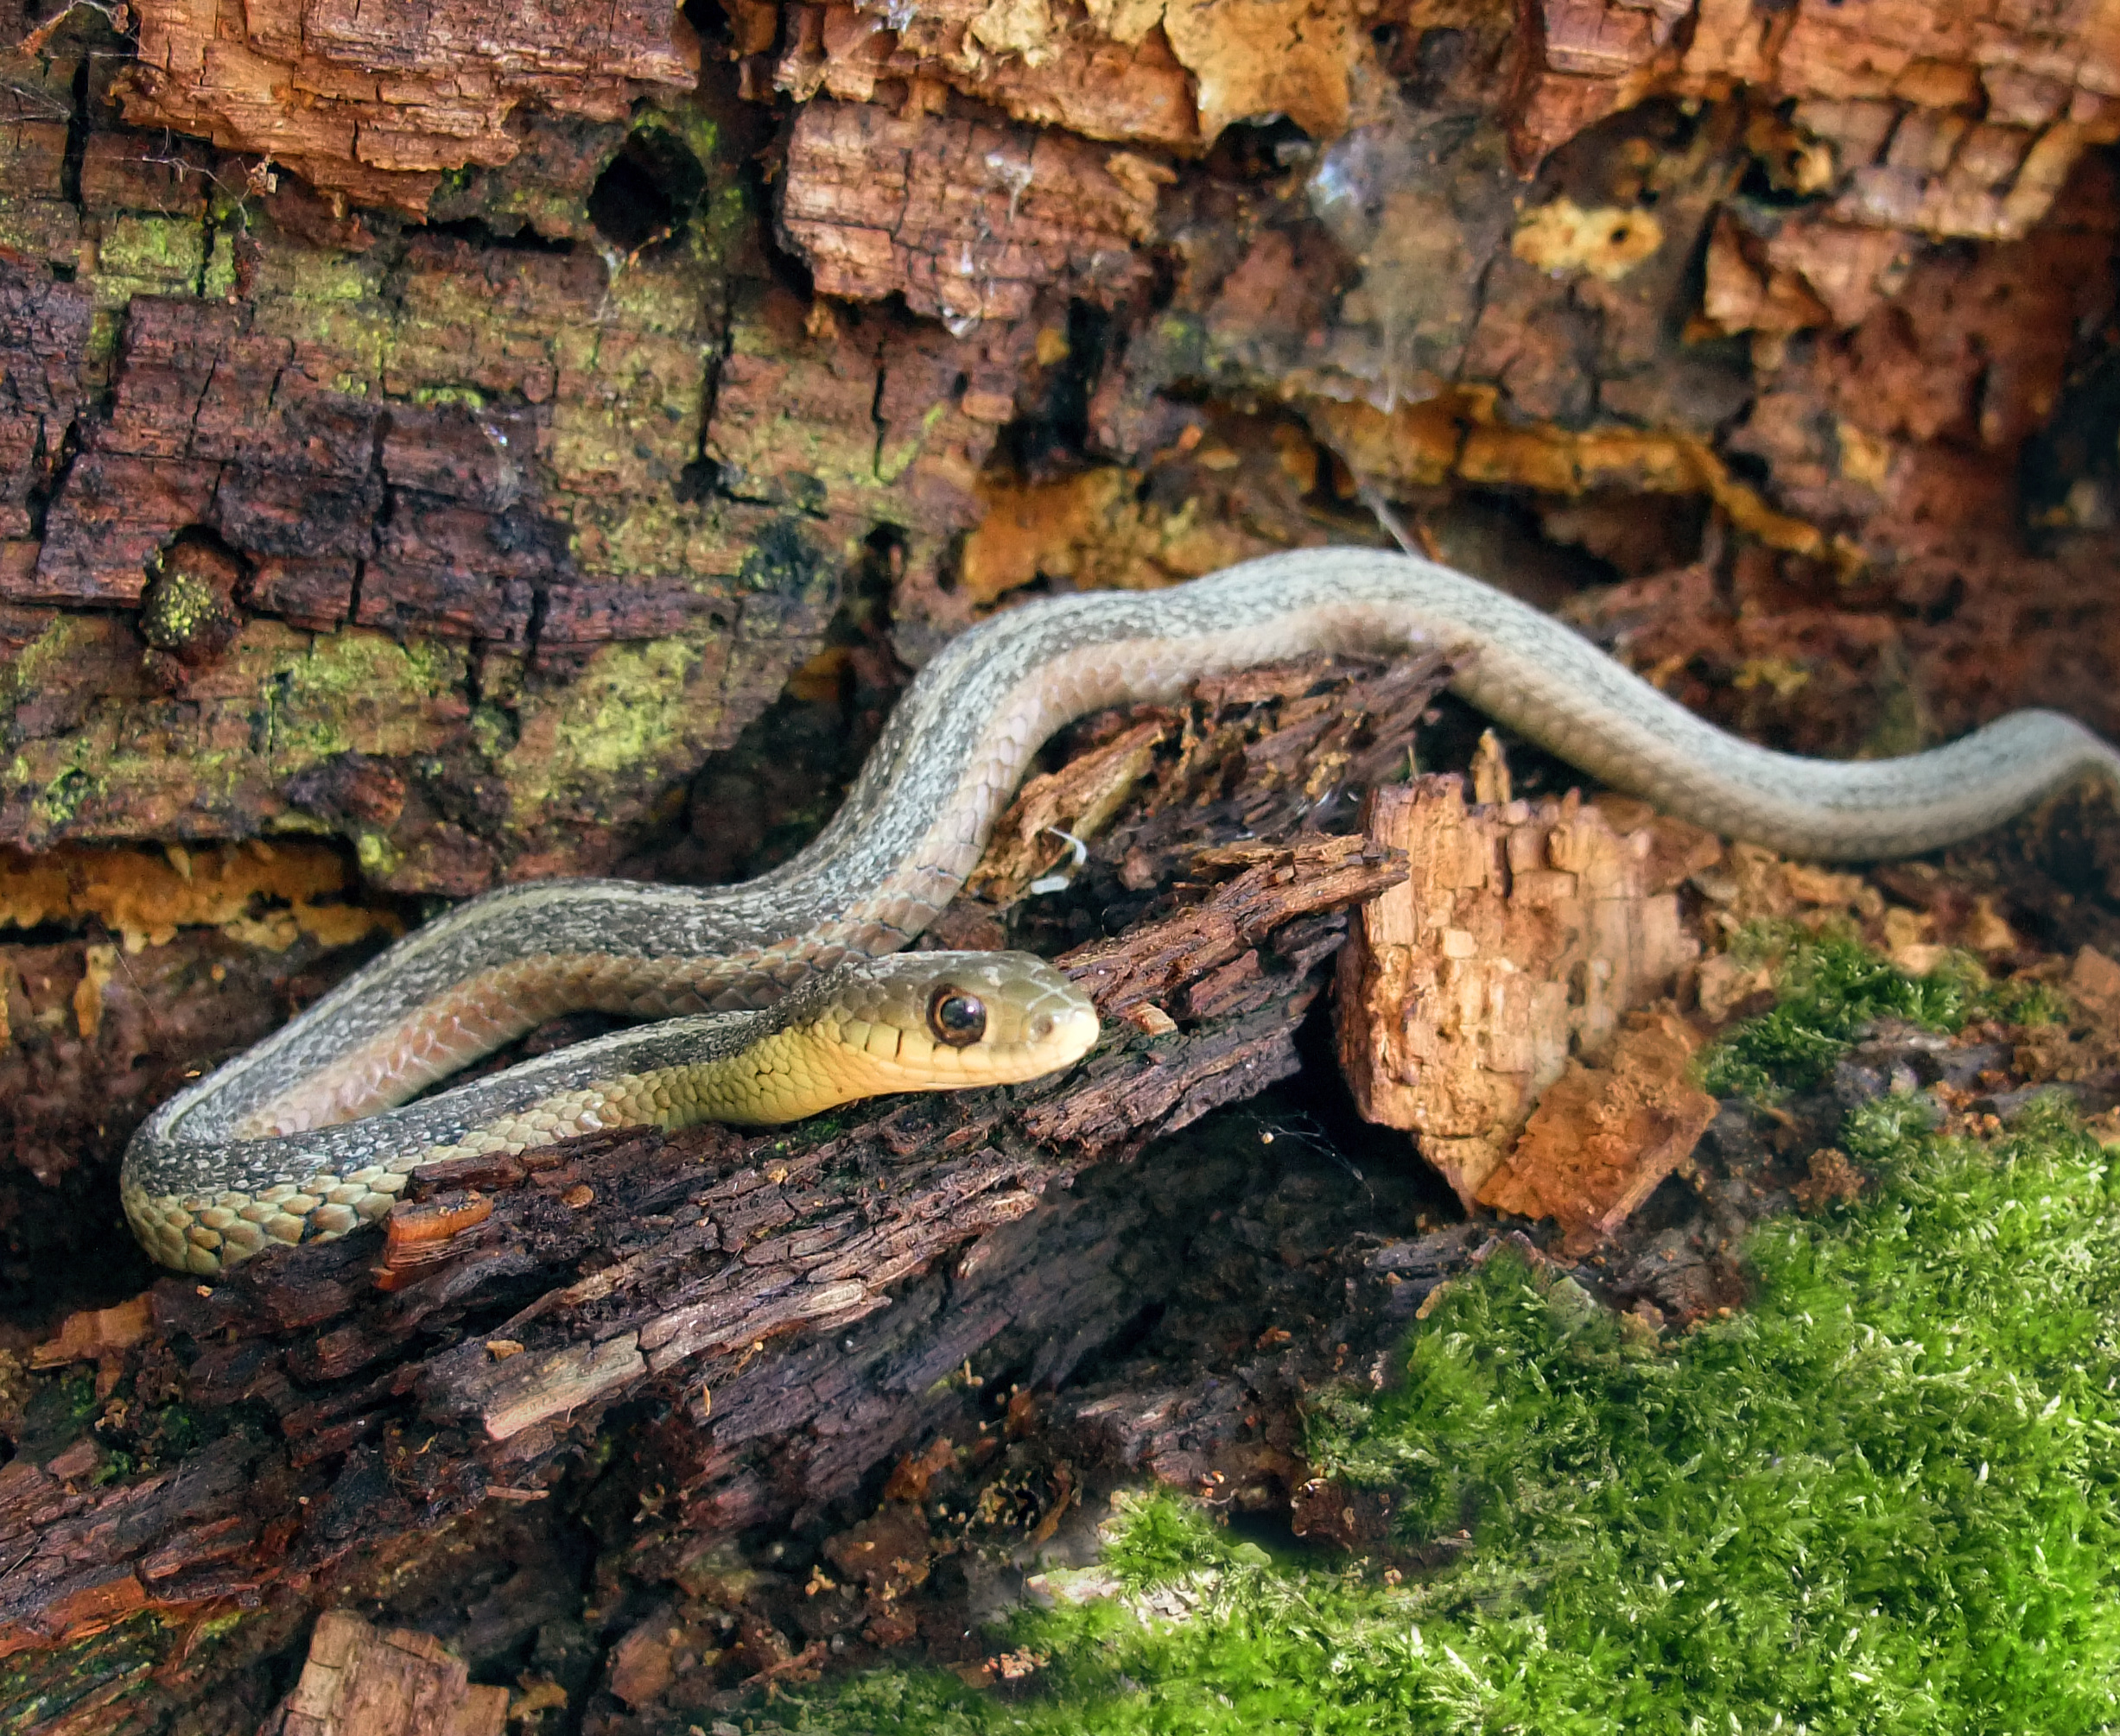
{"left": 122, "top": 548, "right": 2120, "bottom": 1274}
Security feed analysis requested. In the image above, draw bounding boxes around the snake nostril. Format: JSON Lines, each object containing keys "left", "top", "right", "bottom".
{"left": 1028, "top": 1014, "right": 1052, "bottom": 1042}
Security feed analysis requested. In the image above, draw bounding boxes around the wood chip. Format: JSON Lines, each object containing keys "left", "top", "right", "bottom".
{"left": 273, "top": 1610, "right": 506, "bottom": 1735}
{"left": 1475, "top": 1009, "right": 1719, "bottom": 1252}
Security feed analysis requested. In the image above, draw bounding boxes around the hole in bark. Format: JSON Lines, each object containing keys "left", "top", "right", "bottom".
{"left": 588, "top": 128, "right": 709, "bottom": 253}
{"left": 1206, "top": 117, "right": 1317, "bottom": 183}
{"left": 681, "top": 0, "right": 737, "bottom": 52}
{"left": 996, "top": 301, "right": 1111, "bottom": 478}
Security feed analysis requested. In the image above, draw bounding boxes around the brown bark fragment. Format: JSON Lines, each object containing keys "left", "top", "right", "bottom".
{"left": 1509, "top": 0, "right": 2120, "bottom": 244}
{"left": 269, "top": 1610, "right": 505, "bottom": 1736}
{"left": 778, "top": 0, "right": 1201, "bottom": 149}
{"left": 704, "top": 282, "right": 1028, "bottom": 540}
{"left": 1061, "top": 833, "right": 1404, "bottom": 1021}
{"left": 964, "top": 717, "right": 1171, "bottom": 903}
{"left": 2068, "top": 946, "right": 2120, "bottom": 1028}
{"left": 1158, "top": 0, "right": 1352, "bottom": 144}
{"left": 118, "top": 0, "right": 698, "bottom": 214}
{"left": 778, "top": 101, "right": 1158, "bottom": 326}
{"left": 1335, "top": 775, "right": 1706, "bottom": 1206}
{"left": 1474, "top": 1007, "right": 1717, "bottom": 1253}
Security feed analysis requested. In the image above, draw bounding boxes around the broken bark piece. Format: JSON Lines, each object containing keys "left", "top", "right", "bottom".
{"left": 778, "top": 101, "right": 1158, "bottom": 326}
{"left": 1791, "top": 1146, "right": 1866, "bottom": 1213}
{"left": 1059, "top": 833, "right": 1403, "bottom": 1021}
{"left": 2066, "top": 946, "right": 2120, "bottom": 1028}
{"left": 776, "top": 0, "right": 1200, "bottom": 150}
{"left": 965, "top": 716, "right": 1172, "bottom": 904}
{"left": 1474, "top": 1007, "right": 1717, "bottom": 1255}
{"left": 1507, "top": 0, "right": 2120, "bottom": 245}
{"left": 120, "top": 0, "right": 695, "bottom": 214}
{"left": 1336, "top": 776, "right": 1701, "bottom": 1207}
{"left": 268, "top": 1610, "right": 506, "bottom": 1736}
{"left": 29, "top": 1296, "right": 152, "bottom": 1399}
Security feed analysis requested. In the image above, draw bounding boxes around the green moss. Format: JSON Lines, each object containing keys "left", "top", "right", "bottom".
{"left": 1981, "top": 976, "right": 2073, "bottom": 1029}
{"left": 776, "top": 985, "right": 2120, "bottom": 1733}
{"left": 92, "top": 214, "right": 208, "bottom": 299}
{"left": 201, "top": 227, "right": 238, "bottom": 301}
{"left": 353, "top": 829, "right": 402, "bottom": 879}
{"left": 1700, "top": 928, "right": 1973, "bottom": 1098}
{"left": 1, "top": 613, "right": 83, "bottom": 709}
{"left": 265, "top": 631, "right": 466, "bottom": 763}
{"left": 1698, "top": 928, "right": 2071, "bottom": 1099}
{"left": 410, "top": 383, "right": 488, "bottom": 409}
{"left": 138, "top": 568, "right": 230, "bottom": 650}
{"left": 18, "top": 757, "right": 104, "bottom": 832}
{"left": 498, "top": 637, "right": 706, "bottom": 814}
{"left": 878, "top": 401, "right": 952, "bottom": 485}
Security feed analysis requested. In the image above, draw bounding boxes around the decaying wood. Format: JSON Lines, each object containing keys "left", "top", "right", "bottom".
{"left": 778, "top": 102, "right": 1160, "bottom": 326}
{"left": 6, "top": 0, "right": 2120, "bottom": 1719}
{"left": 10, "top": 0, "right": 2120, "bottom": 905}
{"left": 264, "top": 1612, "right": 505, "bottom": 1736}
{"left": 122, "top": 0, "right": 698, "bottom": 213}
{"left": 1335, "top": 774, "right": 1714, "bottom": 1206}
{"left": 1475, "top": 1007, "right": 1718, "bottom": 1254}
{"left": 0, "top": 654, "right": 1434, "bottom": 1678}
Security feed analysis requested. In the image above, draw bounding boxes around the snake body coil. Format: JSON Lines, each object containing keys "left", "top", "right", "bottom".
{"left": 124, "top": 549, "right": 2120, "bottom": 1272}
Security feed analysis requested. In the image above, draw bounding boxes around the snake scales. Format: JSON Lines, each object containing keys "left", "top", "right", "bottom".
{"left": 123, "top": 548, "right": 2120, "bottom": 1273}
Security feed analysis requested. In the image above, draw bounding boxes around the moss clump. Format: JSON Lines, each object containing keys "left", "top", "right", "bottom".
{"left": 1699, "top": 928, "right": 1975, "bottom": 1097}
{"left": 1698, "top": 927, "right": 2062, "bottom": 1100}
{"left": 775, "top": 1093, "right": 2120, "bottom": 1734}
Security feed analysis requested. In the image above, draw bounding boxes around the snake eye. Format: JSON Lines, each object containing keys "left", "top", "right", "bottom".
{"left": 927, "top": 986, "right": 987, "bottom": 1048}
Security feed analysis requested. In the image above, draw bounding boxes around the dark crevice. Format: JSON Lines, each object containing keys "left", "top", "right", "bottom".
{"left": 680, "top": 228, "right": 741, "bottom": 507}
{"left": 418, "top": 215, "right": 578, "bottom": 255}
{"left": 23, "top": 415, "right": 81, "bottom": 541}
{"left": 869, "top": 342, "right": 891, "bottom": 482}
{"left": 521, "top": 577, "right": 551, "bottom": 659}
{"left": 680, "top": 0, "right": 740, "bottom": 55}
{"left": 993, "top": 300, "right": 1109, "bottom": 480}
{"left": 59, "top": 54, "right": 88, "bottom": 209}
{"left": 588, "top": 127, "right": 708, "bottom": 255}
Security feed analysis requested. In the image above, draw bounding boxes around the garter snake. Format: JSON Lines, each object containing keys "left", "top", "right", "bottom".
{"left": 123, "top": 548, "right": 2120, "bottom": 1273}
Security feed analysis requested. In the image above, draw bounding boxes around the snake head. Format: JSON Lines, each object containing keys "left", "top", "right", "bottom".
{"left": 778, "top": 949, "right": 1100, "bottom": 1104}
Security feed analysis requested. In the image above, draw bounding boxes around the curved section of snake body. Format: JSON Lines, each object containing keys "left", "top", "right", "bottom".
{"left": 124, "top": 548, "right": 2120, "bottom": 1272}
{"left": 124, "top": 952, "right": 1097, "bottom": 1274}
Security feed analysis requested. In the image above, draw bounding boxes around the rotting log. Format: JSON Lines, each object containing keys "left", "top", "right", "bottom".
{"left": 5, "top": 0, "right": 2120, "bottom": 1720}
{"left": 0, "top": 655, "right": 1432, "bottom": 1691}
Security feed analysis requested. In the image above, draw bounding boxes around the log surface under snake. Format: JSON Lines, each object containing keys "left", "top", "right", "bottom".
{"left": 123, "top": 548, "right": 2120, "bottom": 1271}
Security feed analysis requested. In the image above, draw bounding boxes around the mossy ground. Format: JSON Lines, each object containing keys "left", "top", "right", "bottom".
{"left": 765, "top": 946, "right": 2120, "bottom": 1734}
{"left": 1697, "top": 924, "right": 2066, "bottom": 1099}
